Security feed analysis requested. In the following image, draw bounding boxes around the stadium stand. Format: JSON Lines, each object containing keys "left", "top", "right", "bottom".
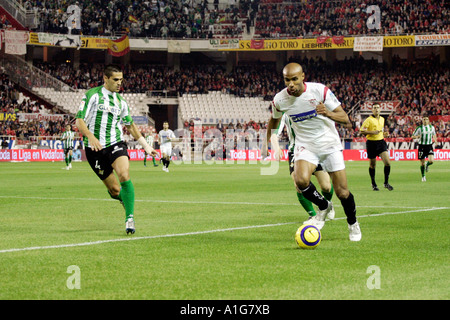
{"left": 19, "top": 0, "right": 449, "bottom": 39}
{"left": 0, "top": 0, "right": 449, "bottom": 148}
{"left": 25, "top": 55, "right": 449, "bottom": 140}
{"left": 254, "top": 0, "right": 449, "bottom": 38}
{"left": 179, "top": 91, "right": 271, "bottom": 124}
{"left": 24, "top": 0, "right": 255, "bottom": 39}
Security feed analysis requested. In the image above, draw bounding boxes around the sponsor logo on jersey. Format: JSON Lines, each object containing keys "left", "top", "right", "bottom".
{"left": 289, "top": 109, "right": 317, "bottom": 122}
{"left": 98, "top": 104, "right": 121, "bottom": 115}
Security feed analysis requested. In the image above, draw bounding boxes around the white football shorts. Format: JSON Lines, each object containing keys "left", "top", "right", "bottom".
{"left": 293, "top": 145, "right": 345, "bottom": 172}
{"left": 160, "top": 144, "right": 172, "bottom": 157}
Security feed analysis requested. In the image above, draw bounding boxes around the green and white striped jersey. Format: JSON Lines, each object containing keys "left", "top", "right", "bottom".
{"left": 76, "top": 86, "right": 133, "bottom": 148}
{"left": 145, "top": 134, "right": 154, "bottom": 147}
{"left": 61, "top": 130, "right": 75, "bottom": 149}
{"left": 276, "top": 113, "right": 296, "bottom": 152}
{"left": 412, "top": 124, "right": 436, "bottom": 145}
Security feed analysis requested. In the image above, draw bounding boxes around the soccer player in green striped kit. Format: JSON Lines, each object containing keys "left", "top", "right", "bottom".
{"left": 412, "top": 116, "right": 437, "bottom": 182}
{"left": 61, "top": 124, "right": 75, "bottom": 170}
{"left": 75, "top": 64, "right": 157, "bottom": 234}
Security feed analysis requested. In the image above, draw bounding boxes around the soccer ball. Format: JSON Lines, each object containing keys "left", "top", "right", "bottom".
{"left": 295, "top": 224, "right": 321, "bottom": 249}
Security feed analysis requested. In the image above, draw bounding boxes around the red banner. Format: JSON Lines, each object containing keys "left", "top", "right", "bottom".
{"left": 127, "top": 149, "right": 161, "bottom": 161}
{"left": 317, "top": 36, "right": 330, "bottom": 44}
{"left": 1, "top": 149, "right": 449, "bottom": 162}
{"left": 332, "top": 35, "right": 345, "bottom": 44}
{"left": 250, "top": 39, "right": 265, "bottom": 49}
{"left": 343, "top": 149, "right": 450, "bottom": 161}
{"left": 0, "top": 149, "right": 64, "bottom": 161}
{"left": 226, "top": 149, "right": 450, "bottom": 162}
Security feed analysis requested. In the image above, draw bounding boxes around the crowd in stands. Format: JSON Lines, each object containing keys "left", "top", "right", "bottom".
{"left": 34, "top": 61, "right": 283, "bottom": 98}
{"left": 256, "top": 0, "right": 449, "bottom": 38}
{"left": 24, "top": 0, "right": 256, "bottom": 39}
{"left": 20, "top": 0, "right": 450, "bottom": 39}
{"left": 32, "top": 54, "right": 450, "bottom": 140}
{"left": 2, "top": 54, "right": 449, "bottom": 144}
{"left": 0, "top": 73, "right": 71, "bottom": 142}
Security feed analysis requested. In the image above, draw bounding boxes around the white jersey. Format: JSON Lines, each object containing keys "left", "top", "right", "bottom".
{"left": 272, "top": 82, "right": 342, "bottom": 154}
{"left": 159, "top": 129, "right": 175, "bottom": 146}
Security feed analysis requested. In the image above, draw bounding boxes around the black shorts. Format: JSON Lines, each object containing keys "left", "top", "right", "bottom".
{"left": 288, "top": 151, "right": 323, "bottom": 175}
{"left": 85, "top": 142, "right": 129, "bottom": 180}
{"left": 64, "top": 147, "right": 73, "bottom": 155}
{"left": 418, "top": 144, "right": 434, "bottom": 160}
{"left": 366, "top": 139, "right": 388, "bottom": 159}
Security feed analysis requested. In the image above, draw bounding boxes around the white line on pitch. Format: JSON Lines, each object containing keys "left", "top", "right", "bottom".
{"left": 0, "top": 195, "right": 436, "bottom": 209}
{"left": 0, "top": 207, "right": 447, "bottom": 254}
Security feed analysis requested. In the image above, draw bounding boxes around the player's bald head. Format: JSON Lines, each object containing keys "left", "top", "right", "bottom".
{"left": 282, "top": 63, "right": 305, "bottom": 96}
{"left": 283, "top": 63, "right": 303, "bottom": 77}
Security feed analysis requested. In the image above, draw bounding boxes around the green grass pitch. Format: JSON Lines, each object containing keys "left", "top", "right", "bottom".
{"left": 0, "top": 160, "right": 448, "bottom": 301}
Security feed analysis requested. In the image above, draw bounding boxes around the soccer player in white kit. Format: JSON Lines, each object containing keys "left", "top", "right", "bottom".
{"left": 270, "top": 113, "right": 335, "bottom": 230}
{"left": 159, "top": 121, "right": 178, "bottom": 172}
{"left": 264, "top": 63, "right": 361, "bottom": 241}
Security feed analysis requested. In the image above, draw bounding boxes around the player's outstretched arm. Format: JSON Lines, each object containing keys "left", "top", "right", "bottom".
{"left": 127, "top": 123, "right": 158, "bottom": 157}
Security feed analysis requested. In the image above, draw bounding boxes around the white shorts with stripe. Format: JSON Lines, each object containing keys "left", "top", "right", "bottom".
{"left": 293, "top": 145, "right": 345, "bottom": 173}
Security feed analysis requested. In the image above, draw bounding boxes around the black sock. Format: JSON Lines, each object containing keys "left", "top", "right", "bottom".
{"left": 384, "top": 166, "right": 390, "bottom": 184}
{"left": 166, "top": 159, "right": 170, "bottom": 168}
{"left": 340, "top": 192, "right": 357, "bottom": 225}
{"left": 162, "top": 159, "right": 167, "bottom": 167}
{"left": 300, "top": 183, "right": 328, "bottom": 211}
{"left": 369, "top": 168, "right": 376, "bottom": 185}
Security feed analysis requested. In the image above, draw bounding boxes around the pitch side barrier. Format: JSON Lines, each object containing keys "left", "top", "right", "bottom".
{"left": 1, "top": 149, "right": 449, "bottom": 162}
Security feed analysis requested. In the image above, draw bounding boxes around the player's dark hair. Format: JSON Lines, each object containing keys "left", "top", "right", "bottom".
{"left": 104, "top": 64, "right": 122, "bottom": 78}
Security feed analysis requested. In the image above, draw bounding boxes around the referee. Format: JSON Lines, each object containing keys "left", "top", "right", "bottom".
{"left": 411, "top": 116, "right": 436, "bottom": 182}
{"left": 360, "top": 104, "right": 393, "bottom": 191}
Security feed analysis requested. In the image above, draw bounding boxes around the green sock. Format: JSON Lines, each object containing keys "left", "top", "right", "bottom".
{"left": 69, "top": 155, "right": 72, "bottom": 164}
{"left": 144, "top": 156, "right": 147, "bottom": 166}
{"left": 120, "top": 180, "right": 135, "bottom": 221}
{"left": 426, "top": 161, "right": 433, "bottom": 168}
{"left": 152, "top": 157, "right": 156, "bottom": 165}
{"left": 321, "top": 185, "right": 334, "bottom": 201}
{"left": 65, "top": 157, "right": 69, "bottom": 166}
{"left": 420, "top": 165, "right": 425, "bottom": 177}
{"left": 297, "top": 192, "right": 316, "bottom": 217}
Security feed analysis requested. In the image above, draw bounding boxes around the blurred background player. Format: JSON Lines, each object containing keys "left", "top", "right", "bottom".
{"left": 360, "top": 104, "right": 393, "bottom": 191}
{"left": 61, "top": 124, "right": 75, "bottom": 170}
{"left": 270, "top": 113, "right": 334, "bottom": 229}
{"left": 75, "top": 64, "right": 157, "bottom": 234}
{"left": 143, "top": 130, "right": 158, "bottom": 167}
{"left": 158, "top": 121, "right": 180, "bottom": 172}
{"left": 411, "top": 116, "right": 437, "bottom": 182}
